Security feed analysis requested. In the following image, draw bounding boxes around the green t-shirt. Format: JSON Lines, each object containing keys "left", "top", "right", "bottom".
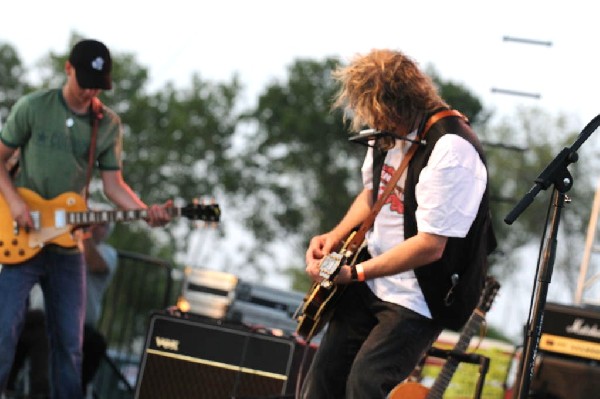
{"left": 1, "top": 88, "right": 122, "bottom": 199}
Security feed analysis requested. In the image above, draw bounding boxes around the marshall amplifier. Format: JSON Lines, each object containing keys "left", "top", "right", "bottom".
{"left": 135, "top": 312, "right": 297, "bottom": 399}
{"left": 529, "top": 302, "right": 600, "bottom": 398}
{"left": 538, "top": 301, "right": 600, "bottom": 361}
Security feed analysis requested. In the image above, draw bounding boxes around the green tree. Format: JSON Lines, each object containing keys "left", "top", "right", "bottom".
{"left": 0, "top": 43, "right": 32, "bottom": 125}
{"left": 482, "top": 107, "right": 598, "bottom": 291}
{"left": 234, "top": 57, "right": 362, "bottom": 287}
{"left": 428, "top": 66, "right": 491, "bottom": 127}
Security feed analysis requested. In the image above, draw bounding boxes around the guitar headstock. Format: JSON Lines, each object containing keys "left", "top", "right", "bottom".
{"left": 181, "top": 200, "right": 221, "bottom": 223}
{"left": 478, "top": 275, "right": 501, "bottom": 314}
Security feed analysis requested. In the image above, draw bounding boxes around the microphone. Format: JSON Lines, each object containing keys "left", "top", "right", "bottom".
{"left": 348, "top": 129, "right": 392, "bottom": 145}
{"left": 348, "top": 129, "right": 426, "bottom": 146}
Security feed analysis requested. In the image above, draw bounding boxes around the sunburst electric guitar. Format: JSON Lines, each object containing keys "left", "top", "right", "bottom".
{"left": 387, "top": 275, "right": 501, "bottom": 399}
{"left": 0, "top": 187, "right": 221, "bottom": 265}
{"left": 294, "top": 231, "right": 367, "bottom": 342}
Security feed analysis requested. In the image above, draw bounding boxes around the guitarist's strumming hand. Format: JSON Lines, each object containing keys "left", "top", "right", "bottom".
{"left": 305, "top": 232, "right": 353, "bottom": 284}
{"left": 305, "top": 232, "right": 337, "bottom": 282}
{"left": 9, "top": 195, "right": 34, "bottom": 232}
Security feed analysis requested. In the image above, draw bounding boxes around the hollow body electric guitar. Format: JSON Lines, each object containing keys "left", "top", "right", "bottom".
{"left": 387, "top": 276, "right": 501, "bottom": 399}
{"left": 294, "top": 231, "right": 367, "bottom": 342}
{"left": 0, "top": 187, "right": 221, "bottom": 265}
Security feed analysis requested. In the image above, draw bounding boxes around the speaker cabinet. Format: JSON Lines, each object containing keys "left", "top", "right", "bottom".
{"left": 529, "top": 353, "right": 600, "bottom": 399}
{"left": 135, "top": 312, "right": 297, "bottom": 399}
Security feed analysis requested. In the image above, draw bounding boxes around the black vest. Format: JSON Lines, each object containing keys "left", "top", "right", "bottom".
{"left": 374, "top": 114, "right": 496, "bottom": 330}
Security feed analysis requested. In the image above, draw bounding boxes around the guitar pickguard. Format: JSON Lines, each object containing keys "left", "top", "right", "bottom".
{"left": 28, "top": 226, "right": 74, "bottom": 248}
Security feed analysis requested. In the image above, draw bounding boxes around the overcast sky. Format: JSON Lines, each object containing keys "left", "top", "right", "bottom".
{"left": 2, "top": 0, "right": 599, "bottom": 125}
{"left": 3, "top": 0, "right": 600, "bottom": 341}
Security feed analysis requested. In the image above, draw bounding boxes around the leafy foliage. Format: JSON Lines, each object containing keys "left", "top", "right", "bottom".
{"left": 0, "top": 43, "right": 31, "bottom": 124}
{"left": 1, "top": 36, "right": 597, "bottom": 298}
{"left": 482, "top": 108, "right": 598, "bottom": 288}
{"left": 238, "top": 58, "right": 364, "bottom": 247}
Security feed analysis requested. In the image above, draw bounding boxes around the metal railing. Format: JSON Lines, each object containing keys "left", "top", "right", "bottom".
{"left": 92, "top": 250, "right": 180, "bottom": 399}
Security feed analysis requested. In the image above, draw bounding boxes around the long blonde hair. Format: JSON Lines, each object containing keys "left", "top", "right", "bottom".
{"left": 331, "top": 49, "right": 447, "bottom": 141}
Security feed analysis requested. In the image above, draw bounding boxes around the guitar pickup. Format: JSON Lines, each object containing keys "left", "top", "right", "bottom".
{"left": 54, "top": 209, "right": 67, "bottom": 228}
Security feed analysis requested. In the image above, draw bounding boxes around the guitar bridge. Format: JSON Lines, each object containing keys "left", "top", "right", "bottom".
{"left": 30, "top": 211, "right": 41, "bottom": 231}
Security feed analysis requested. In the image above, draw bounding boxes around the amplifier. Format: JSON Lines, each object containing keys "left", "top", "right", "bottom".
{"left": 135, "top": 312, "right": 298, "bottom": 399}
{"left": 180, "top": 267, "right": 238, "bottom": 319}
{"left": 530, "top": 352, "right": 600, "bottom": 398}
{"left": 539, "top": 301, "right": 600, "bottom": 361}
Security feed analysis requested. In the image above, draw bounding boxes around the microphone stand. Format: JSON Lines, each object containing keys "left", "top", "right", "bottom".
{"left": 504, "top": 114, "right": 600, "bottom": 399}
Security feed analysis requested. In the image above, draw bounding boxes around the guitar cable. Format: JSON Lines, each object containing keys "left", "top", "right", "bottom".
{"left": 294, "top": 339, "right": 313, "bottom": 399}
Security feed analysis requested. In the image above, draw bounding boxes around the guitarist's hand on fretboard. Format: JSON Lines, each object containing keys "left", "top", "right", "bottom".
{"left": 145, "top": 200, "right": 173, "bottom": 227}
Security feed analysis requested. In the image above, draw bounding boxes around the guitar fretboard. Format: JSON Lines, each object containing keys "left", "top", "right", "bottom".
{"left": 66, "top": 206, "right": 217, "bottom": 225}
{"left": 427, "top": 313, "right": 485, "bottom": 399}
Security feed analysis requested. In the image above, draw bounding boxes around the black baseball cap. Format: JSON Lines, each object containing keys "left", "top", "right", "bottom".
{"left": 68, "top": 39, "right": 112, "bottom": 90}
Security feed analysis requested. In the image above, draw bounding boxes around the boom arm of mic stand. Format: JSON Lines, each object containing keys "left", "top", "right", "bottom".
{"left": 504, "top": 148, "right": 576, "bottom": 225}
{"left": 504, "top": 113, "right": 600, "bottom": 225}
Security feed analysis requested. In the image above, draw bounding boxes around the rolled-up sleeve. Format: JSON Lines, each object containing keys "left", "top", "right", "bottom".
{"left": 416, "top": 135, "right": 487, "bottom": 238}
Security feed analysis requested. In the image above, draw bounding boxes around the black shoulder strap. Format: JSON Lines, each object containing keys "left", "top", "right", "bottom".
{"left": 372, "top": 146, "right": 387, "bottom": 204}
{"left": 370, "top": 109, "right": 467, "bottom": 205}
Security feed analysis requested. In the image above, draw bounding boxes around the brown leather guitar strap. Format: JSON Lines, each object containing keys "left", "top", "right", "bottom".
{"left": 346, "top": 109, "right": 466, "bottom": 253}
{"left": 83, "top": 97, "right": 103, "bottom": 203}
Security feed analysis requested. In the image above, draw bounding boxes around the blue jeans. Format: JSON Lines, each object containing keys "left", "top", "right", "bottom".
{"left": 301, "top": 283, "right": 442, "bottom": 399}
{"left": 0, "top": 248, "right": 85, "bottom": 398}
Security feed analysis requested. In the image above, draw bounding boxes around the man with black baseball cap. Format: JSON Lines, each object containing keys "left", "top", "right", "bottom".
{"left": 0, "top": 39, "right": 172, "bottom": 398}
{"left": 69, "top": 39, "right": 113, "bottom": 90}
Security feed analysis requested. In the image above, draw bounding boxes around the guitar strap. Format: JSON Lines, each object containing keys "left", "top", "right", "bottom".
{"left": 83, "top": 97, "right": 103, "bottom": 203}
{"left": 347, "top": 109, "right": 466, "bottom": 254}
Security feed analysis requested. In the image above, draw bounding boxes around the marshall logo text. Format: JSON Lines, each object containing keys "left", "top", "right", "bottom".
{"left": 566, "top": 318, "right": 600, "bottom": 340}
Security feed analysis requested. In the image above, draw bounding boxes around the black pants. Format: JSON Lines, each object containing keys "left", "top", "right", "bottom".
{"left": 300, "top": 283, "right": 442, "bottom": 399}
